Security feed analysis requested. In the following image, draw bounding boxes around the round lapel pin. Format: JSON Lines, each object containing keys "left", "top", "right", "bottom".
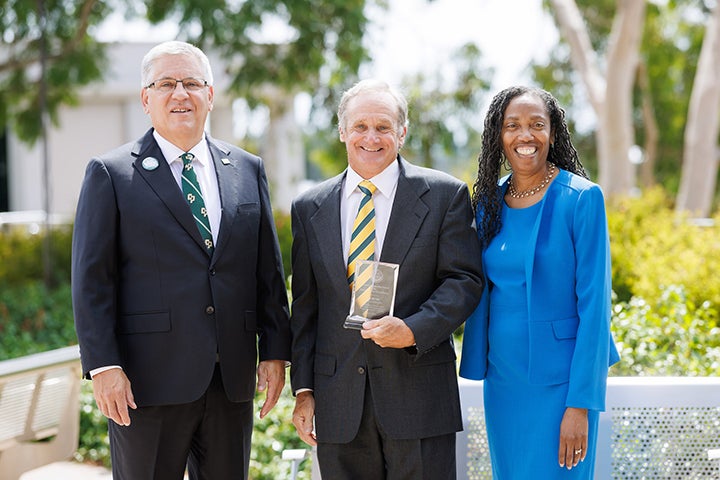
{"left": 142, "top": 157, "right": 159, "bottom": 171}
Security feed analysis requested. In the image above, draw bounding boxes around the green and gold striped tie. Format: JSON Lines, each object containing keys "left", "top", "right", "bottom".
{"left": 181, "top": 153, "right": 214, "bottom": 255}
{"left": 347, "top": 180, "right": 377, "bottom": 287}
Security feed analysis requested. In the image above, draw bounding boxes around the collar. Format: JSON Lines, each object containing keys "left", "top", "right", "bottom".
{"left": 153, "top": 130, "right": 210, "bottom": 167}
{"left": 343, "top": 159, "right": 400, "bottom": 200}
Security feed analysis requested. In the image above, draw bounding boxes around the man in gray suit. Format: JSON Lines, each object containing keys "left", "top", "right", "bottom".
{"left": 290, "top": 79, "right": 483, "bottom": 479}
{"left": 72, "top": 41, "right": 291, "bottom": 480}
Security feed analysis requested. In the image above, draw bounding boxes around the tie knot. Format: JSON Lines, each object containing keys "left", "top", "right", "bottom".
{"left": 358, "top": 180, "right": 377, "bottom": 196}
{"left": 181, "top": 152, "right": 195, "bottom": 167}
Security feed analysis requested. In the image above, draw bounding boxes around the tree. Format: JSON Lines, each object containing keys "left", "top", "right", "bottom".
{"left": 143, "top": 0, "right": 374, "bottom": 211}
{"left": 547, "top": 0, "right": 646, "bottom": 196}
{"left": 676, "top": 3, "right": 720, "bottom": 217}
{"left": 401, "top": 43, "right": 492, "bottom": 175}
{"left": 0, "top": 0, "right": 109, "bottom": 144}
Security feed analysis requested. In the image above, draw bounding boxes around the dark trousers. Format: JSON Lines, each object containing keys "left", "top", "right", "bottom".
{"left": 108, "top": 365, "right": 254, "bottom": 480}
{"left": 317, "top": 381, "right": 457, "bottom": 480}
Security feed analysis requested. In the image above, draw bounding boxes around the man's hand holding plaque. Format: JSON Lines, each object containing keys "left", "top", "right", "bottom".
{"left": 345, "top": 260, "right": 399, "bottom": 330}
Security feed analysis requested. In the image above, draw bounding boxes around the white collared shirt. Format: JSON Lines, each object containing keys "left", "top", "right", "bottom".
{"left": 341, "top": 160, "right": 400, "bottom": 263}
{"left": 153, "top": 131, "right": 221, "bottom": 246}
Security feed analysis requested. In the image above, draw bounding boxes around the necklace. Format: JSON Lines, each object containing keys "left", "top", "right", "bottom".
{"left": 507, "top": 162, "right": 556, "bottom": 199}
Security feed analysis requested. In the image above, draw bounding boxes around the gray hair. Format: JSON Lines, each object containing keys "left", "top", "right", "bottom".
{"left": 141, "top": 41, "right": 214, "bottom": 88}
{"left": 337, "top": 79, "right": 408, "bottom": 131}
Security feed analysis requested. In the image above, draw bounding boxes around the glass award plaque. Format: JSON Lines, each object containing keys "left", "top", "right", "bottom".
{"left": 344, "top": 260, "right": 399, "bottom": 330}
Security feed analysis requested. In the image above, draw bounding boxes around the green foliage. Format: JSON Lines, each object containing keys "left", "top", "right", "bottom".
{"left": 0, "top": 281, "right": 76, "bottom": 360}
{"left": 251, "top": 386, "right": 313, "bottom": 479}
{"left": 144, "top": 0, "right": 372, "bottom": 104}
{"left": 0, "top": 0, "right": 110, "bottom": 144}
{"left": 401, "top": 43, "right": 492, "bottom": 173}
{"left": 0, "top": 225, "right": 73, "bottom": 288}
{"left": 611, "top": 286, "right": 720, "bottom": 376}
{"left": 535, "top": 0, "right": 709, "bottom": 192}
{"left": 274, "top": 210, "right": 293, "bottom": 285}
{"left": 75, "top": 382, "right": 111, "bottom": 467}
{"left": 607, "top": 187, "right": 720, "bottom": 307}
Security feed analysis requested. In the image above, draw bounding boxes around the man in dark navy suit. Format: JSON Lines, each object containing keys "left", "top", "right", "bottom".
{"left": 72, "top": 41, "right": 291, "bottom": 480}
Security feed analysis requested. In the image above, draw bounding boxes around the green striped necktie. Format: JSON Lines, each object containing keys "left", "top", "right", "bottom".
{"left": 181, "top": 152, "right": 214, "bottom": 255}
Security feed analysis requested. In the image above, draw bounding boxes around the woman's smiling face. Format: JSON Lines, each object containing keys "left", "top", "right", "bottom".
{"left": 501, "top": 92, "right": 554, "bottom": 175}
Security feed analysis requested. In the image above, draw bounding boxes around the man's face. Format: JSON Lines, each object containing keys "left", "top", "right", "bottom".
{"left": 339, "top": 91, "right": 407, "bottom": 179}
{"left": 141, "top": 54, "right": 214, "bottom": 151}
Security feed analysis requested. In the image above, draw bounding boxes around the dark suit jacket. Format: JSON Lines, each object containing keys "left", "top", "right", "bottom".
{"left": 290, "top": 157, "right": 483, "bottom": 443}
{"left": 72, "top": 128, "right": 291, "bottom": 406}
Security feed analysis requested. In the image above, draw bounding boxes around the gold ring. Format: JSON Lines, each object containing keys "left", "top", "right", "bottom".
{"left": 574, "top": 448, "right": 582, "bottom": 455}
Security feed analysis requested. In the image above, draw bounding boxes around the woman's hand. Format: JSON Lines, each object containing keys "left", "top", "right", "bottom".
{"left": 558, "top": 407, "right": 588, "bottom": 469}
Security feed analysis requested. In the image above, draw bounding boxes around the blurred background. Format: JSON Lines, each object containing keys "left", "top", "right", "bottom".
{"left": 1, "top": 0, "right": 719, "bottom": 478}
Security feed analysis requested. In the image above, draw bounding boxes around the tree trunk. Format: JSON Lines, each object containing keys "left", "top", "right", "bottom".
{"left": 257, "top": 86, "right": 305, "bottom": 213}
{"left": 597, "top": 0, "right": 646, "bottom": 195}
{"left": 676, "top": 4, "right": 720, "bottom": 217}
{"left": 549, "top": 0, "right": 646, "bottom": 195}
{"left": 637, "top": 61, "right": 659, "bottom": 188}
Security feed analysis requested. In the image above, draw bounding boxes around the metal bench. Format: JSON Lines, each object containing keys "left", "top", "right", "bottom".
{"left": 458, "top": 376, "right": 720, "bottom": 479}
{"left": 0, "top": 345, "right": 82, "bottom": 480}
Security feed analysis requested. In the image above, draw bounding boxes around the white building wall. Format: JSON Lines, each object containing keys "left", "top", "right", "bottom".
{"left": 7, "top": 42, "right": 239, "bottom": 217}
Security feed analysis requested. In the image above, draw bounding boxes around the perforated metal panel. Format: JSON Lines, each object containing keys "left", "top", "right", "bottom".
{"left": 465, "top": 406, "right": 492, "bottom": 480}
{"left": 458, "top": 378, "right": 720, "bottom": 480}
{"left": 611, "top": 406, "right": 720, "bottom": 479}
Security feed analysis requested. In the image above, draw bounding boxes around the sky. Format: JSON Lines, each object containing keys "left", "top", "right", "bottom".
{"left": 95, "top": 0, "right": 560, "bottom": 134}
{"left": 365, "top": 0, "right": 558, "bottom": 91}
{"left": 97, "top": 0, "right": 558, "bottom": 92}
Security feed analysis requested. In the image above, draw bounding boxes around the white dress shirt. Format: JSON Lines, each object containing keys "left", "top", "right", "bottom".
{"left": 341, "top": 161, "right": 400, "bottom": 262}
{"left": 154, "top": 131, "right": 222, "bottom": 246}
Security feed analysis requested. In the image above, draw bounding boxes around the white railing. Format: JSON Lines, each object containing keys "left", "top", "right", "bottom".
{"left": 458, "top": 376, "right": 720, "bottom": 479}
{"left": 0, "top": 346, "right": 82, "bottom": 480}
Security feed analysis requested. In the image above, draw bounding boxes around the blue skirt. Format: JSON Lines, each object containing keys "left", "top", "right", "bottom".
{"left": 484, "top": 301, "right": 598, "bottom": 479}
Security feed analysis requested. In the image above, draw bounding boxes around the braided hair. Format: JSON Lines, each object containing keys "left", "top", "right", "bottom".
{"left": 470, "top": 86, "right": 588, "bottom": 250}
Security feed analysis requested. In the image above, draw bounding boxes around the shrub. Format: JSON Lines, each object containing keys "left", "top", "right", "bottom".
{"left": 607, "top": 187, "right": 720, "bottom": 307}
{"left": 611, "top": 286, "right": 720, "bottom": 376}
{"left": 0, "top": 281, "right": 76, "bottom": 360}
{"left": 0, "top": 225, "right": 72, "bottom": 288}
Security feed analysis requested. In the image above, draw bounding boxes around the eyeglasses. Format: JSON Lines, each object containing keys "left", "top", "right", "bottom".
{"left": 145, "top": 77, "right": 208, "bottom": 93}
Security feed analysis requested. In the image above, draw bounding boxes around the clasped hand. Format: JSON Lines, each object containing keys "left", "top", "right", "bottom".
{"left": 360, "top": 316, "right": 415, "bottom": 348}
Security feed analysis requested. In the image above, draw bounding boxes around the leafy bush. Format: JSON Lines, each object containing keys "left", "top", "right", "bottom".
{"left": 0, "top": 281, "right": 76, "bottom": 360}
{"left": 611, "top": 286, "right": 720, "bottom": 376}
{"left": 0, "top": 225, "right": 72, "bottom": 288}
{"left": 607, "top": 187, "right": 720, "bottom": 307}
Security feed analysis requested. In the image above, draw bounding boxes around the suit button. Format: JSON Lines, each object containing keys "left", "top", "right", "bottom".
{"left": 357, "top": 367, "right": 365, "bottom": 375}
{"left": 205, "top": 306, "right": 215, "bottom": 315}
{"left": 209, "top": 268, "right": 216, "bottom": 276}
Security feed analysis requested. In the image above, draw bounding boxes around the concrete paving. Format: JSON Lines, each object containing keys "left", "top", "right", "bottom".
{"left": 19, "top": 461, "right": 112, "bottom": 480}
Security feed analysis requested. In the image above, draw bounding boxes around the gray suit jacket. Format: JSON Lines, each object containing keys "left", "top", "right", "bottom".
{"left": 290, "top": 157, "right": 483, "bottom": 443}
{"left": 72, "top": 128, "right": 291, "bottom": 406}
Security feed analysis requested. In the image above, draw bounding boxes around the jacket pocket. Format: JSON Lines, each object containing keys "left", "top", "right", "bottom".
{"left": 314, "top": 353, "right": 337, "bottom": 376}
{"left": 118, "top": 311, "right": 170, "bottom": 334}
{"left": 412, "top": 340, "right": 456, "bottom": 366}
{"left": 528, "top": 316, "right": 578, "bottom": 385}
{"left": 552, "top": 317, "right": 579, "bottom": 339}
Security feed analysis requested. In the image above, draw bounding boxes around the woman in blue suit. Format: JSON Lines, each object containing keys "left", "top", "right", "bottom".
{"left": 460, "top": 86, "right": 619, "bottom": 478}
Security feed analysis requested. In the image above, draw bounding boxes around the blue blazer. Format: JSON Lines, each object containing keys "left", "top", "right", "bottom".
{"left": 459, "top": 169, "right": 619, "bottom": 411}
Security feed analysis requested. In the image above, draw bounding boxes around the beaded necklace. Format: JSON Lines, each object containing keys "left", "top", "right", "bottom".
{"left": 507, "top": 162, "right": 556, "bottom": 199}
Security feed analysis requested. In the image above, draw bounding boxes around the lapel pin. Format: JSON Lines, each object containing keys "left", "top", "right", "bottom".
{"left": 221, "top": 158, "right": 230, "bottom": 165}
{"left": 141, "top": 157, "right": 159, "bottom": 171}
